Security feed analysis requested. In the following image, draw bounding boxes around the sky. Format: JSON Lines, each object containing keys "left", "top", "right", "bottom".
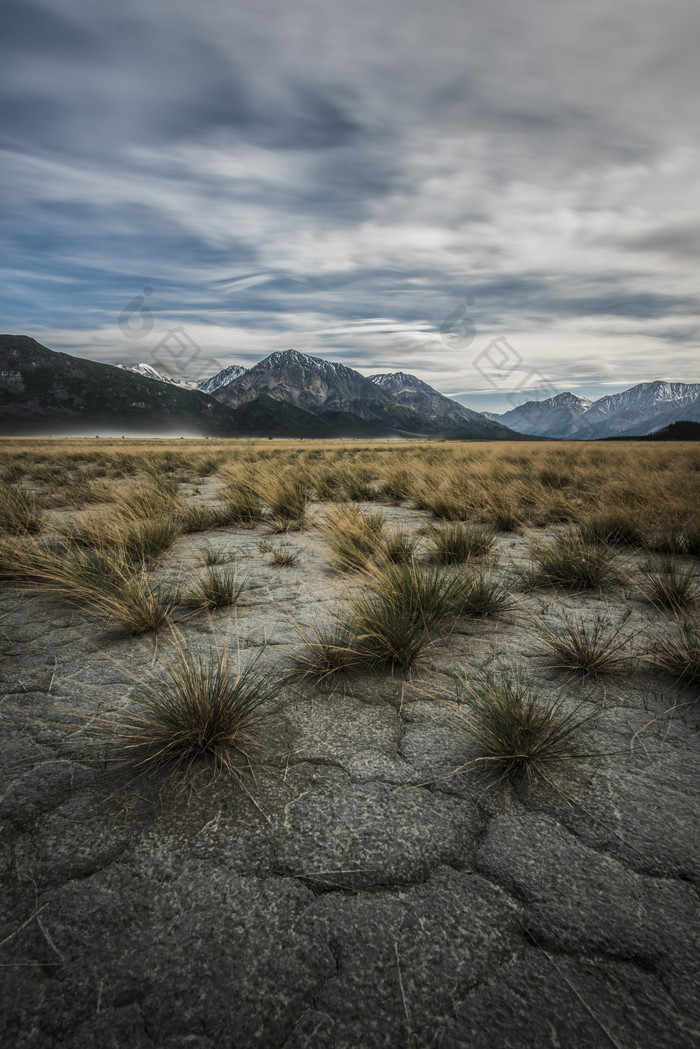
{"left": 1, "top": 0, "right": 698, "bottom": 413}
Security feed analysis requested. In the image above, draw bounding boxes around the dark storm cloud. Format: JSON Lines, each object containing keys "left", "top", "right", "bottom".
{"left": 1, "top": 0, "right": 698, "bottom": 403}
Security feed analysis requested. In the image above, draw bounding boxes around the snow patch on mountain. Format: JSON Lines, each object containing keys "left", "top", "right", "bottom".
{"left": 117, "top": 362, "right": 201, "bottom": 390}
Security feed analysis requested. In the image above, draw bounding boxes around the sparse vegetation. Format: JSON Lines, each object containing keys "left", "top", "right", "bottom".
{"left": 258, "top": 541, "right": 301, "bottom": 566}
{"left": 451, "top": 569, "right": 515, "bottom": 618}
{"left": 19, "top": 542, "right": 177, "bottom": 633}
{"left": 0, "top": 480, "right": 44, "bottom": 534}
{"left": 290, "top": 623, "right": 364, "bottom": 682}
{"left": 319, "top": 503, "right": 386, "bottom": 570}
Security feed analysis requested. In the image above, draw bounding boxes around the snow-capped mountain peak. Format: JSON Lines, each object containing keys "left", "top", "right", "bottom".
{"left": 197, "top": 364, "right": 246, "bottom": 394}
{"left": 488, "top": 392, "right": 594, "bottom": 438}
{"left": 569, "top": 380, "right": 700, "bottom": 438}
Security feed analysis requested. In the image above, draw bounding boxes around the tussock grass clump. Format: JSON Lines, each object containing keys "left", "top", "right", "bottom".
{"left": 379, "top": 468, "right": 414, "bottom": 505}
{"left": 450, "top": 672, "right": 591, "bottom": 782}
{"left": 107, "top": 637, "right": 278, "bottom": 781}
{"left": 643, "top": 522, "right": 688, "bottom": 556}
{"left": 60, "top": 513, "right": 180, "bottom": 565}
{"left": 486, "top": 496, "right": 523, "bottom": 533}
{"left": 531, "top": 530, "right": 621, "bottom": 591}
{"left": 319, "top": 504, "right": 386, "bottom": 570}
{"left": 177, "top": 503, "right": 239, "bottom": 533}
{"left": 291, "top": 624, "right": 364, "bottom": 683}
{"left": 341, "top": 562, "right": 474, "bottom": 668}
{"left": 1, "top": 462, "right": 24, "bottom": 485}
{"left": 22, "top": 544, "right": 177, "bottom": 634}
{"left": 182, "top": 565, "right": 245, "bottom": 611}
{"left": 425, "top": 523, "right": 494, "bottom": 563}
{"left": 419, "top": 487, "right": 474, "bottom": 522}
{"left": 0, "top": 481, "right": 44, "bottom": 535}
{"left": 637, "top": 560, "right": 698, "bottom": 612}
{"left": 451, "top": 570, "right": 515, "bottom": 618}
{"left": 257, "top": 540, "right": 301, "bottom": 566}
{"left": 682, "top": 522, "right": 700, "bottom": 557}
{"left": 118, "top": 473, "right": 180, "bottom": 518}
{"left": 578, "top": 510, "right": 645, "bottom": 548}
{"left": 531, "top": 611, "right": 635, "bottom": 677}
{"left": 379, "top": 529, "right": 418, "bottom": 564}
{"left": 219, "top": 470, "right": 265, "bottom": 525}
{"left": 644, "top": 614, "right": 700, "bottom": 686}
{"left": 201, "top": 545, "right": 237, "bottom": 566}
{"left": 258, "top": 475, "right": 308, "bottom": 530}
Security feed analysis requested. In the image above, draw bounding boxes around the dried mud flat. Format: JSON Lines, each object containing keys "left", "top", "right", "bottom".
{"left": 1, "top": 493, "right": 699, "bottom": 1049}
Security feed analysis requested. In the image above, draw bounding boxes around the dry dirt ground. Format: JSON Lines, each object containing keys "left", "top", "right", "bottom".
{"left": 1, "top": 491, "right": 699, "bottom": 1049}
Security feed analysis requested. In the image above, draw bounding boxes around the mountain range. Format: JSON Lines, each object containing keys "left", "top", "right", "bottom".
{"left": 0, "top": 336, "right": 515, "bottom": 439}
{"left": 485, "top": 382, "right": 700, "bottom": 439}
{"left": 0, "top": 334, "right": 696, "bottom": 439}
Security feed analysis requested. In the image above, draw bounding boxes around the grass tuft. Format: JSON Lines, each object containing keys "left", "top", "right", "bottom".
{"left": 0, "top": 481, "right": 44, "bottom": 534}
{"left": 290, "top": 624, "right": 364, "bottom": 683}
{"left": 425, "top": 523, "right": 495, "bottom": 563}
{"left": 531, "top": 530, "right": 621, "bottom": 591}
{"left": 449, "top": 672, "right": 592, "bottom": 782}
{"left": 319, "top": 504, "right": 386, "bottom": 570}
{"left": 200, "top": 545, "right": 237, "bottom": 566}
{"left": 182, "top": 565, "right": 245, "bottom": 611}
{"left": 379, "top": 529, "right": 418, "bottom": 564}
{"left": 637, "top": 559, "right": 698, "bottom": 612}
{"left": 644, "top": 614, "right": 700, "bottom": 686}
{"left": 106, "top": 635, "right": 278, "bottom": 782}
{"left": 531, "top": 610, "right": 635, "bottom": 677}
{"left": 450, "top": 570, "right": 515, "bottom": 618}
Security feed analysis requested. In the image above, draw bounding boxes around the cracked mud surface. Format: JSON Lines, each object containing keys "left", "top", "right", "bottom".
{"left": 1, "top": 495, "right": 699, "bottom": 1048}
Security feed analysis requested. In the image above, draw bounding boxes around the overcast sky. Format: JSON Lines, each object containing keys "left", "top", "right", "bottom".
{"left": 1, "top": 0, "right": 698, "bottom": 410}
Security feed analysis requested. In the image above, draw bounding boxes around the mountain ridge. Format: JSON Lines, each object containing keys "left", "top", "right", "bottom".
{"left": 213, "top": 349, "right": 516, "bottom": 439}
{"left": 486, "top": 381, "right": 699, "bottom": 438}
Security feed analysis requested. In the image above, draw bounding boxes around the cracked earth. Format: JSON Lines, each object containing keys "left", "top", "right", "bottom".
{"left": 1, "top": 496, "right": 699, "bottom": 1049}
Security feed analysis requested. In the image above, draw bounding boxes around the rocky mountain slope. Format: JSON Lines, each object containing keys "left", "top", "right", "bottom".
{"left": 368, "top": 371, "right": 509, "bottom": 436}
{"left": 0, "top": 338, "right": 519, "bottom": 439}
{"left": 214, "top": 351, "right": 516, "bottom": 439}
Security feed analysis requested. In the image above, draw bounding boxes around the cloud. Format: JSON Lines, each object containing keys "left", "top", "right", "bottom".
{"left": 1, "top": 0, "right": 698, "bottom": 410}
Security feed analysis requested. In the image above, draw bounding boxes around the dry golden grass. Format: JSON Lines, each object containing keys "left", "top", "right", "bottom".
{"left": 2, "top": 437, "right": 698, "bottom": 552}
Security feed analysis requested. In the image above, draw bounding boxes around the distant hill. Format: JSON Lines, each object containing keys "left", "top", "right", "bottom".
{"left": 0, "top": 335, "right": 242, "bottom": 436}
{"left": 604, "top": 419, "right": 700, "bottom": 441}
